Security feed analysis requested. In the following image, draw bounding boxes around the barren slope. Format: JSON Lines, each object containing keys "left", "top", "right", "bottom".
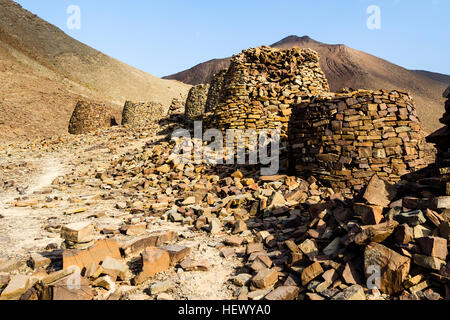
{"left": 165, "top": 35, "right": 447, "bottom": 132}
{"left": 0, "top": 0, "right": 190, "bottom": 141}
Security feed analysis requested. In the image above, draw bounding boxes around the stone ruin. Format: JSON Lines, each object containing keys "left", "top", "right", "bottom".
{"left": 288, "top": 89, "right": 426, "bottom": 193}
{"left": 68, "top": 100, "right": 117, "bottom": 135}
{"left": 184, "top": 84, "right": 210, "bottom": 121}
{"left": 421, "top": 86, "right": 450, "bottom": 197}
{"left": 205, "top": 69, "right": 227, "bottom": 113}
{"left": 207, "top": 46, "right": 330, "bottom": 137}
{"left": 121, "top": 101, "right": 167, "bottom": 128}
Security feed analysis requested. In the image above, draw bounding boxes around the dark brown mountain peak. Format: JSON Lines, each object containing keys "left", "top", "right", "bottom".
{"left": 271, "top": 35, "right": 322, "bottom": 47}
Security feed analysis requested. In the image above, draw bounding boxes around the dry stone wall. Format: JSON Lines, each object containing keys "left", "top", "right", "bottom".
{"left": 121, "top": 101, "right": 167, "bottom": 128}
{"left": 207, "top": 46, "right": 330, "bottom": 137}
{"left": 185, "top": 84, "right": 210, "bottom": 121}
{"left": 289, "top": 89, "right": 426, "bottom": 192}
{"left": 205, "top": 69, "right": 227, "bottom": 113}
{"left": 68, "top": 100, "right": 117, "bottom": 135}
{"left": 426, "top": 86, "right": 450, "bottom": 196}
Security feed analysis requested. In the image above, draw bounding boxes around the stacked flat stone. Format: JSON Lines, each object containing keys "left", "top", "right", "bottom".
{"left": 289, "top": 89, "right": 426, "bottom": 192}
{"left": 121, "top": 101, "right": 167, "bottom": 128}
{"left": 168, "top": 97, "right": 186, "bottom": 114}
{"left": 185, "top": 84, "right": 210, "bottom": 121}
{"left": 68, "top": 100, "right": 117, "bottom": 135}
{"left": 208, "top": 46, "right": 330, "bottom": 138}
{"left": 205, "top": 69, "right": 227, "bottom": 113}
{"left": 426, "top": 86, "right": 450, "bottom": 196}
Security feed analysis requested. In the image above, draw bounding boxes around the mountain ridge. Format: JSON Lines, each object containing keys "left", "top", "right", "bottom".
{"left": 0, "top": 0, "right": 190, "bottom": 141}
{"left": 163, "top": 35, "right": 447, "bottom": 132}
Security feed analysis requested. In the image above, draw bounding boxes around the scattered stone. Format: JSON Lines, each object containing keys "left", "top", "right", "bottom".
{"left": 160, "top": 245, "right": 191, "bottom": 266}
{"left": 265, "top": 286, "right": 300, "bottom": 300}
{"left": 61, "top": 222, "right": 94, "bottom": 243}
{"left": 234, "top": 274, "right": 252, "bottom": 287}
{"left": 141, "top": 248, "right": 170, "bottom": 277}
{"left": 150, "top": 281, "right": 173, "bottom": 295}
{"left": 92, "top": 276, "right": 114, "bottom": 290}
{"left": 63, "top": 239, "right": 121, "bottom": 271}
{"left": 332, "top": 285, "right": 366, "bottom": 300}
{"left": 363, "top": 175, "right": 397, "bottom": 207}
{"left": 353, "top": 203, "right": 384, "bottom": 225}
{"left": 301, "top": 262, "right": 324, "bottom": 286}
{"left": 252, "top": 268, "right": 278, "bottom": 289}
{"left": 225, "top": 235, "right": 244, "bottom": 247}
{"left": 413, "top": 254, "right": 446, "bottom": 271}
{"left": 364, "top": 242, "right": 411, "bottom": 294}
{"left": 416, "top": 237, "right": 448, "bottom": 260}
{"left": 101, "top": 257, "right": 128, "bottom": 281}
{"left": 395, "top": 210, "right": 427, "bottom": 227}
{"left": 0, "top": 275, "right": 32, "bottom": 299}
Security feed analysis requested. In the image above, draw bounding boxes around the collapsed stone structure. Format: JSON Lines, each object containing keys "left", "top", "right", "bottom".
{"left": 207, "top": 46, "right": 330, "bottom": 137}
{"left": 425, "top": 87, "right": 450, "bottom": 196}
{"left": 121, "top": 101, "right": 167, "bottom": 128}
{"left": 288, "top": 90, "right": 426, "bottom": 192}
{"left": 185, "top": 84, "right": 210, "bottom": 121}
{"left": 68, "top": 100, "right": 117, "bottom": 135}
{"left": 205, "top": 69, "right": 227, "bottom": 113}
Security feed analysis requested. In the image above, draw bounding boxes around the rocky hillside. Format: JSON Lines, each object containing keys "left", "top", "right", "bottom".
{"left": 164, "top": 35, "right": 448, "bottom": 133}
{"left": 0, "top": 0, "right": 190, "bottom": 141}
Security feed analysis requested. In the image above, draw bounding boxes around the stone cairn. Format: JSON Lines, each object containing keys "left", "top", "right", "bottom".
{"left": 426, "top": 86, "right": 450, "bottom": 196}
{"left": 205, "top": 69, "right": 227, "bottom": 113}
{"left": 168, "top": 97, "right": 186, "bottom": 115}
{"left": 184, "top": 84, "right": 210, "bottom": 121}
{"left": 121, "top": 101, "right": 167, "bottom": 128}
{"left": 68, "top": 100, "right": 117, "bottom": 135}
{"left": 207, "top": 46, "right": 330, "bottom": 138}
{"left": 289, "top": 89, "right": 426, "bottom": 193}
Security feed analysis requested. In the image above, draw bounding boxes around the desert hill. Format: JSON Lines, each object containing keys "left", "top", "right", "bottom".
{"left": 164, "top": 35, "right": 448, "bottom": 133}
{"left": 0, "top": 0, "right": 190, "bottom": 141}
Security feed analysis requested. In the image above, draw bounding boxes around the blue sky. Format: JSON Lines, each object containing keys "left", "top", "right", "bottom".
{"left": 15, "top": 0, "right": 450, "bottom": 78}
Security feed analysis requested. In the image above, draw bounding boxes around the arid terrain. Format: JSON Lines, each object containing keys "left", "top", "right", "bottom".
{"left": 165, "top": 35, "right": 449, "bottom": 133}
{"left": 0, "top": 0, "right": 449, "bottom": 302}
{"left": 0, "top": 0, "right": 190, "bottom": 142}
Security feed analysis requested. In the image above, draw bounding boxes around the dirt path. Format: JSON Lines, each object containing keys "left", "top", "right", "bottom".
{"left": 0, "top": 156, "right": 67, "bottom": 258}
{"left": 0, "top": 132, "right": 242, "bottom": 300}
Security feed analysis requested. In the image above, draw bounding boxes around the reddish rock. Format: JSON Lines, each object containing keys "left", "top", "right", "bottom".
{"left": 301, "top": 262, "right": 324, "bottom": 286}
{"left": 416, "top": 237, "right": 448, "bottom": 260}
{"left": 362, "top": 175, "right": 397, "bottom": 207}
{"left": 246, "top": 243, "right": 265, "bottom": 255}
{"left": 364, "top": 242, "right": 411, "bottom": 295}
{"left": 394, "top": 224, "right": 414, "bottom": 245}
{"left": 252, "top": 268, "right": 278, "bottom": 289}
{"left": 160, "top": 245, "right": 191, "bottom": 265}
{"left": 353, "top": 220, "right": 399, "bottom": 246}
{"left": 225, "top": 235, "right": 244, "bottom": 247}
{"left": 63, "top": 239, "right": 121, "bottom": 271}
{"left": 51, "top": 276, "right": 94, "bottom": 300}
{"left": 141, "top": 247, "right": 170, "bottom": 277}
{"left": 353, "top": 203, "right": 384, "bottom": 225}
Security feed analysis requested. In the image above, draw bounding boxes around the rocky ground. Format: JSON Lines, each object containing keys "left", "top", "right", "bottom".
{"left": 0, "top": 110, "right": 448, "bottom": 301}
